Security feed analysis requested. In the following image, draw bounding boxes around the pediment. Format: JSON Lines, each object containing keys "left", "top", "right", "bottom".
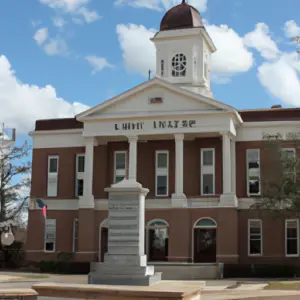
{"left": 77, "top": 77, "right": 234, "bottom": 121}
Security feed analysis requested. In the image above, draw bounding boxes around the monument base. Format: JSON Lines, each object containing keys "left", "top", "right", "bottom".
{"left": 90, "top": 261, "right": 162, "bottom": 286}
{"left": 93, "top": 179, "right": 162, "bottom": 286}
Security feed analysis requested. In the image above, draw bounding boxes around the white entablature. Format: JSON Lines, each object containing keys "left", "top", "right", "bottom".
{"left": 76, "top": 77, "right": 242, "bottom": 137}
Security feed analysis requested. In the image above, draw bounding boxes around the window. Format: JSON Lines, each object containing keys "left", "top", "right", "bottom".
{"left": 281, "top": 148, "right": 296, "bottom": 181}
{"left": 147, "top": 219, "right": 169, "bottom": 262}
{"left": 201, "top": 149, "right": 215, "bottom": 195}
{"left": 161, "top": 60, "right": 164, "bottom": 76}
{"left": 77, "top": 155, "right": 85, "bottom": 173}
{"left": 49, "top": 157, "right": 58, "bottom": 173}
{"left": 172, "top": 53, "right": 187, "bottom": 77}
{"left": 248, "top": 219, "right": 262, "bottom": 256}
{"left": 44, "top": 219, "right": 56, "bottom": 252}
{"left": 155, "top": 151, "right": 169, "bottom": 196}
{"left": 246, "top": 149, "right": 260, "bottom": 196}
{"left": 286, "top": 219, "right": 299, "bottom": 256}
{"left": 47, "top": 155, "right": 59, "bottom": 197}
{"left": 114, "top": 151, "right": 127, "bottom": 183}
{"left": 75, "top": 154, "right": 85, "bottom": 197}
{"left": 73, "top": 218, "right": 79, "bottom": 252}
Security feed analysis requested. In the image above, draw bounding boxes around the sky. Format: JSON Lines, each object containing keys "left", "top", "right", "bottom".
{"left": 0, "top": 0, "right": 300, "bottom": 139}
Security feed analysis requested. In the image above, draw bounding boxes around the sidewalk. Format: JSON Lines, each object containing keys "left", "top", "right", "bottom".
{"left": 0, "top": 272, "right": 269, "bottom": 291}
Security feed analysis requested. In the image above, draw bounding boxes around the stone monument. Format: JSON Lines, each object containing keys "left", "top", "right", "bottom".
{"left": 89, "top": 179, "right": 162, "bottom": 286}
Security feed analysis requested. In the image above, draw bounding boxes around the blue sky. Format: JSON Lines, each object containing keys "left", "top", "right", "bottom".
{"left": 0, "top": 0, "right": 300, "bottom": 139}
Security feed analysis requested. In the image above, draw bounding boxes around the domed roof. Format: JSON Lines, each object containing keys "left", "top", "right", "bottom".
{"left": 160, "top": 0, "right": 204, "bottom": 31}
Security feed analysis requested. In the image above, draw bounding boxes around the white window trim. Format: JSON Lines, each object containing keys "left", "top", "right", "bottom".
{"left": 75, "top": 154, "right": 85, "bottom": 197}
{"left": 72, "top": 218, "right": 78, "bottom": 253}
{"left": 248, "top": 219, "right": 263, "bottom": 257}
{"left": 285, "top": 219, "right": 299, "bottom": 257}
{"left": 246, "top": 149, "right": 261, "bottom": 196}
{"left": 155, "top": 150, "right": 169, "bottom": 197}
{"left": 114, "top": 151, "right": 127, "bottom": 183}
{"left": 48, "top": 155, "right": 59, "bottom": 173}
{"left": 47, "top": 155, "right": 59, "bottom": 197}
{"left": 44, "top": 219, "right": 56, "bottom": 253}
{"left": 200, "top": 148, "right": 215, "bottom": 195}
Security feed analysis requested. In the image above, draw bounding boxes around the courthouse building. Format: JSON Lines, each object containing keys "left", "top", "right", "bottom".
{"left": 26, "top": 1, "right": 300, "bottom": 271}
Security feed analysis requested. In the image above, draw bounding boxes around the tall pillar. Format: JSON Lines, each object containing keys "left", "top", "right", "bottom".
{"left": 222, "top": 133, "right": 231, "bottom": 194}
{"left": 79, "top": 137, "right": 95, "bottom": 208}
{"left": 172, "top": 133, "right": 187, "bottom": 207}
{"left": 219, "top": 132, "right": 237, "bottom": 207}
{"left": 78, "top": 137, "right": 96, "bottom": 262}
{"left": 128, "top": 136, "right": 138, "bottom": 181}
{"left": 231, "top": 139, "right": 236, "bottom": 194}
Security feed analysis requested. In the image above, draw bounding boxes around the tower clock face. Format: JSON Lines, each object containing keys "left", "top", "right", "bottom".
{"left": 172, "top": 53, "right": 187, "bottom": 77}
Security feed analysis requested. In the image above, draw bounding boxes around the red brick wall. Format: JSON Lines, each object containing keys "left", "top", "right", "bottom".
{"left": 31, "top": 138, "right": 225, "bottom": 199}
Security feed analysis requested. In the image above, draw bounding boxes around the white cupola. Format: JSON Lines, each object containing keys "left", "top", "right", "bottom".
{"left": 150, "top": 0, "right": 217, "bottom": 98}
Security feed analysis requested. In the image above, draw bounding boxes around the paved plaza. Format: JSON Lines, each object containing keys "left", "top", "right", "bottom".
{"left": 0, "top": 272, "right": 299, "bottom": 299}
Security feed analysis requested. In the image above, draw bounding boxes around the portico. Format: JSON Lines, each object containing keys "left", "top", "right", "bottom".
{"left": 79, "top": 127, "right": 238, "bottom": 209}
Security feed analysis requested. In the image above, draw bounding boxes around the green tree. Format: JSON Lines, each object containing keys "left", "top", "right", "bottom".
{"left": 253, "top": 133, "right": 300, "bottom": 215}
{"left": 0, "top": 139, "right": 31, "bottom": 226}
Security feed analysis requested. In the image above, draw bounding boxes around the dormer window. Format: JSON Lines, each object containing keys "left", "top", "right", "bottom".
{"left": 172, "top": 53, "right": 186, "bottom": 77}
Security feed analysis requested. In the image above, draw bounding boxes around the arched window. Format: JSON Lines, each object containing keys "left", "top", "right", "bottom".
{"left": 194, "top": 218, "right": 217, "bottom": 228}
{"left": 172, "top": 53, "right": 187, "bottom": 77}
{"left": 193, "top": 218, "right": 217, "bottom": 263}
{"left": 148, "top": 219, "right": 169, "bottom": 227}
{"left": 146, "top": 219, "right": 169, "bottom": 262}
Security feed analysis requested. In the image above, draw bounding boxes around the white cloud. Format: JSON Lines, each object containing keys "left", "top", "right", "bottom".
{"left": 33, "top": 28, "right": 48, "bottom": 45}
{"left": 53, "top": 17, "right": 67, "bottom": 28}
{"left": 115, "top": 0, "right": 208, "bottom": 13}
{"left": 33, "top": 27, "right": 68, "bottom": 56}
{"left": 44, "top": 38, "right": 68, "bottom": 56}
{"left": 258, "top": 52, "right": 300, "bottom": 106}
{"left": 31, "top": 20, "right": 42, "bottom": 28}
{"left": 0, "top": 55, "right": 89, "bottom": 133}
{"left": 116, "top": 24, "right": 156, "bottom": 77}
{"left": 284, "top": 20, "right": 300, "bottom": 39}
{"left": 206, "top": 24, "right": 254, "bottom": 81}
{"left": 115, "top": 22, "right": 253, "bottom": 82}
{"left": 40, "top": 0, "right": 100, "bottom": 24}
{"left": 244, "top": 23, "right": 280, "bottom": 60}
{"left": 85, "top": 56, "right": 114, "bottom": 74}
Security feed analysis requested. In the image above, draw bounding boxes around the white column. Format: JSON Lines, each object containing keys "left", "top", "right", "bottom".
{"left": 128, "top": 136, "right": 138, "bottom": 181}
{"left": 231, "top": 139, "right": 236, "bottom": 194}
{"left": 174, "top": 133, "right": 185, "bottom": 196}
{"left": 81, "top": 137, "right": 95, "bottom": 208}
{"left": 222, "top": 133, "right": 231, "bottom": 194}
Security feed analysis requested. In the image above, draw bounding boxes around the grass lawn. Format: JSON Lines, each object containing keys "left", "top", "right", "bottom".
{"left": 265, "top": 281, "right": 300, "bottom": 290}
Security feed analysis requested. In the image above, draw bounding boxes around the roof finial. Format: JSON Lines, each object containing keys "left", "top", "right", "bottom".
{"left": 182, "top": 0, "right": 186, "bottom": 3}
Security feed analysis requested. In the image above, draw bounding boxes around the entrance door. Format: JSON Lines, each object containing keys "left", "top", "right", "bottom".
{"left": 148, "top": 228, "right": 168, "bottom": 261}
{"left": 101, "top": 227, "right": 108, "bottom": 262}
{"left": 193, "top": 228, "right": 216, "bottom": 263}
